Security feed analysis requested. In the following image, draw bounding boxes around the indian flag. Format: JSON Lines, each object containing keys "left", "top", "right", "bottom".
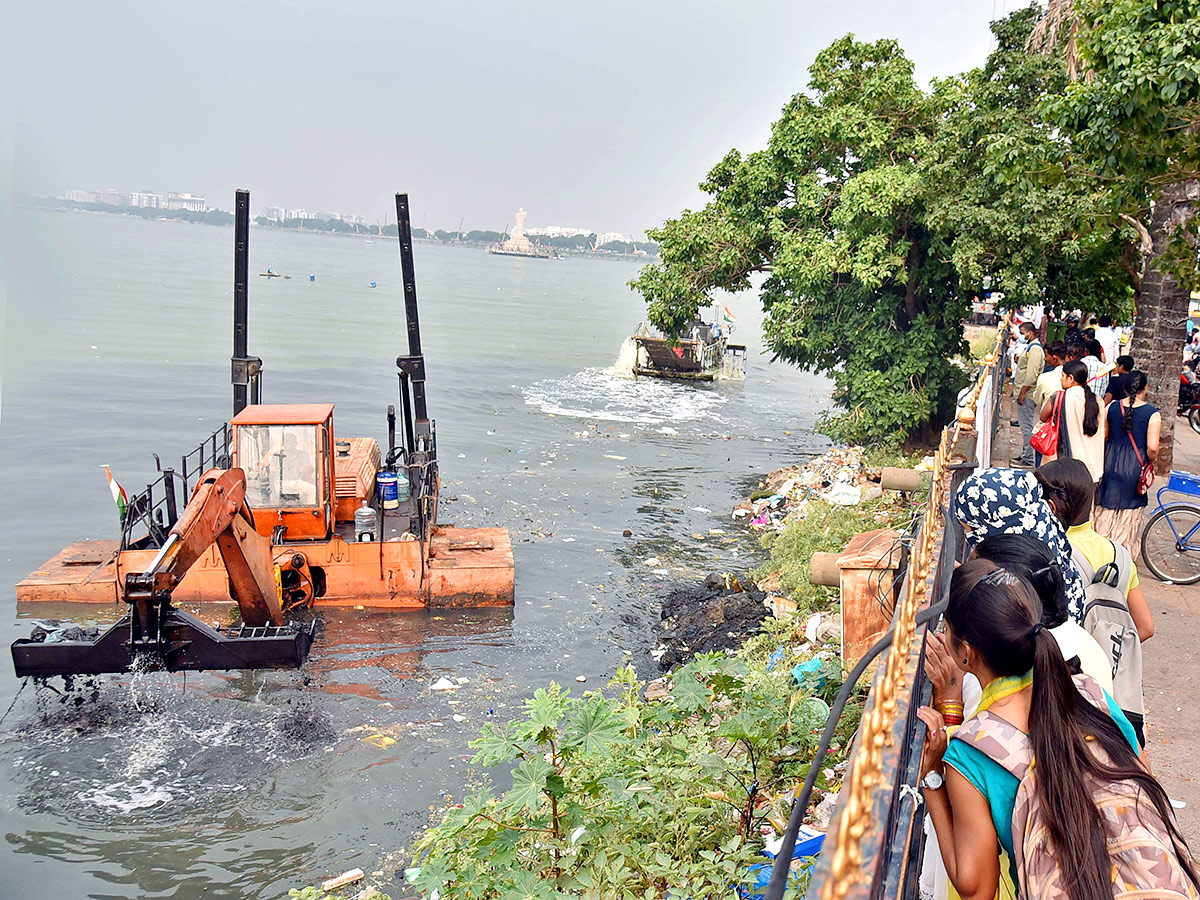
{"left": 102, "top": 465, "right": 127, "bottom": 522}
{"left": 722, "top": 306, "right": 737, "bottom": 325}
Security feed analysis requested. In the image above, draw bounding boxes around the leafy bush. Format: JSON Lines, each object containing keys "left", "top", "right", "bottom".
{"left": 754, "top": 495, "right": 916, "bottom": 614}
{"left": 410, "top": 661, "right": 829, "bottom": 899}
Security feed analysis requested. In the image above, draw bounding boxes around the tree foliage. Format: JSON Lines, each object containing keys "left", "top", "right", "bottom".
{"left": 925, "top": 6, "right": 1134, "bottom": 319}
{"left": 1046, "top": 0, "right": 1200, "bottom": 288}
{"left": 632, "top": 36, "right": 965, "bottom": 444}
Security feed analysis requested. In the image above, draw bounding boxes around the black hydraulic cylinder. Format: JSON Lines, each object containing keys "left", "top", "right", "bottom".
{"left": 163, "top": 468, "right": 178, "bottom": 527}
{"left": 232, "top": 189, "right": 250, "bottom": 416}
{"left": 398, "top": 373, "right": 415, "bottom": 457}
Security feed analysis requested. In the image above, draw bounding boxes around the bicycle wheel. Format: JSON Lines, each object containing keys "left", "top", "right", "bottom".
{"left": 1141, "top": 504, "right": 1200, "bottom": 585}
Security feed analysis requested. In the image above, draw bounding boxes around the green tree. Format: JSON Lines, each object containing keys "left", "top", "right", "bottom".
{"left": 925, "top": 7, "right": 1132, "bottom": 320}
{"left": 1040, "top": 0, "right": 1200, "bottom": 470}
{"left": 632, "top": 37, "right": 965, "bottom": 444}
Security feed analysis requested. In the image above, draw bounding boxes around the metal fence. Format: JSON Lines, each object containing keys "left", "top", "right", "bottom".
{"left": 805, "top": 316, "right": 1010, "bottom": 900}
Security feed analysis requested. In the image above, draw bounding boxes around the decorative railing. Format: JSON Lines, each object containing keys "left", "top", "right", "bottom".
{"left": 804, "top": 315, "right": 1011, "bottom": 900}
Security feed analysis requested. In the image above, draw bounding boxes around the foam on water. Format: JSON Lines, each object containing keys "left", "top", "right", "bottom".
{"left": 11, "top": 679, "right": 335, "bottom": 823}
{"left": 523, "top": 366, "right": 728, "bottom": 425}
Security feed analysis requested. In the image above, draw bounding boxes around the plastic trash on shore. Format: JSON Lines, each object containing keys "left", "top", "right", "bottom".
{"left": 739, "top": 827, "right": 825, "bottom": 899}
{"left": 825, "top": 482, "right": 862, "bottom": 506}
{"left": 763, "top": 825, "right": 825, "bottom": 859}
{"left": 731, "top": 445, "right": 874, "bottom": 532}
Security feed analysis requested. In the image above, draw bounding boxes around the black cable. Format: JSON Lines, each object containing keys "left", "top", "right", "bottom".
{"left": 763, "top": 594, "right": 949, "bottom": 900}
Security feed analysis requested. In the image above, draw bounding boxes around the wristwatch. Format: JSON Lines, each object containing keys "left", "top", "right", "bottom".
{"left": 921, "top": 771, "right": 945, "bottom": 791}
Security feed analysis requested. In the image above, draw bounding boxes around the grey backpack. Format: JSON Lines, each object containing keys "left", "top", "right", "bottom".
{"left": 1072, "top": 540, "right": 1143, "bottom": 728}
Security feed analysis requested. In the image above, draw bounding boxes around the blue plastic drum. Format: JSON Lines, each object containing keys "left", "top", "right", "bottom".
{"left": 377, "top": 471, "right": 400, "bottom": 510}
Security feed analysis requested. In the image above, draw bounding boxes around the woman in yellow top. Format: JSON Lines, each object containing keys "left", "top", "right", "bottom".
{"left": 1039, "top": 360, "right": 1104, "bottom": 484}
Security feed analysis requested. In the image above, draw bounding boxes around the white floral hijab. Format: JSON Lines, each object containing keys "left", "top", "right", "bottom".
{"left": 955, "top": 467, "right": 1086, "bottom": 622}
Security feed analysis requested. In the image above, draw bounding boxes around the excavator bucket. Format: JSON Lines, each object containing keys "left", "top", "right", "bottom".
{"left": 11, "top": 609, "right": 316, "bottom": 678}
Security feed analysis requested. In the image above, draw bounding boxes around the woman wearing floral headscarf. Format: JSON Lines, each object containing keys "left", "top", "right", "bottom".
{"left": 954, "top": 467, "right": 1087, "bottom": 622}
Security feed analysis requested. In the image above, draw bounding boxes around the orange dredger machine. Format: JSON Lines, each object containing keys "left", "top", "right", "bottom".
{"left": 11, "top": 191, "right": 514, "bottom": 678}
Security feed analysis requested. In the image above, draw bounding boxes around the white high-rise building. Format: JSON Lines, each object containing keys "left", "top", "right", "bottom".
{"left": 596, "top": 231, "right": 633, "bottom": 247}
{"left": 129, "top": 191, "right": 164, "bottom": 209}
{"left": 525, "top": 225, "right": 590, "bottom": 238}
{"left": 165, "top": 192, "right": 204, "bottom": 212}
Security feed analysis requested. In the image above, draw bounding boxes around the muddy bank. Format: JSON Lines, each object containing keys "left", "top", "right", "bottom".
{"left": 653, "top": 574, "right": 769, "bottom": 669}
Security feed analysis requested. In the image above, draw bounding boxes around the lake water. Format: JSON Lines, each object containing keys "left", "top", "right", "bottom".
{"left": 0, "top": 207, "right": 830, "bottom": 899}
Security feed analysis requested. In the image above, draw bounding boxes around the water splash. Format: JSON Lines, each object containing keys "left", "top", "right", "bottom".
{"left": 523, "top": 367, "right": 727, "bottom": 425}
{"left": 612, "top": 338, "right": 638, "bottom": 376}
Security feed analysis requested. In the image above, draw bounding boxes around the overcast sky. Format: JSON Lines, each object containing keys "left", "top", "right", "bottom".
{"left": 9, "top": 0, "right": 1014, "bottom": 238}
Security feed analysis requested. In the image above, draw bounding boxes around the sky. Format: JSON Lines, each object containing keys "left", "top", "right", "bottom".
{"left": 7, "top": 0, "right": 1016, "bottom": 239}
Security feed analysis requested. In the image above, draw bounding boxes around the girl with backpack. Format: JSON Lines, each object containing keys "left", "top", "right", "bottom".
{"left": 918, "top": 560, "right": 1198, "bottom": 900}
{"left": 1036, "top": 458, "right": 1154, "bottom": 746}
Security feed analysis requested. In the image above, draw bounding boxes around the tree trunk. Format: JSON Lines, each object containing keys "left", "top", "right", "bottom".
{"left": 1130, "top": 178, "right": 1199, "bottom": 474}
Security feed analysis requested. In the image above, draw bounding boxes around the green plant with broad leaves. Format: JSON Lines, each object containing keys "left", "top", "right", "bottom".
{"left": 410, "top": 660, "right": 830, "bottom": 899}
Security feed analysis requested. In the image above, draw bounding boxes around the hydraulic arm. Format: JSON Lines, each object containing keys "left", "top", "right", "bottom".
{"left": 127, "top": 467, "right": 283, "bottom": 635}
{"left": 12, "top": 468, "right": 314, "bottom": 678}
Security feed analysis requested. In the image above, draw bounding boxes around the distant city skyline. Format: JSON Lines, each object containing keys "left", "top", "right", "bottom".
{"left": 56, "top": 184, "right": 639, "bottom": 242}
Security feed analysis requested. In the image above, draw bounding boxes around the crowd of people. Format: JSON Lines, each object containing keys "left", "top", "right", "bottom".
{"left": 1009, "top": 314, "right": 1161, "bottom": 554}
{"left": 908, "top": 307, "right": 1200, "bottom": 899}
{"left": 916, "top": 461, "right": 1194, "bottom": 900}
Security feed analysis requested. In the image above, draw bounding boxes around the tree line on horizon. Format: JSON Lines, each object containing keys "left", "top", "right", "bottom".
{"left": 32, "top": 197, "right": 660, "bottom": 256}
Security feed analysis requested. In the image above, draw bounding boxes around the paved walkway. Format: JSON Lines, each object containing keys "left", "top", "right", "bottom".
{"left": 994, "top": 396, "right": 1200, "bottom": 840}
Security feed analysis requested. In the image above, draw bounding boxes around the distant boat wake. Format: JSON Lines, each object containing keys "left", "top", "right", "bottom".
{"left": 522, "top": 343, "right": 728, "bottom": 425}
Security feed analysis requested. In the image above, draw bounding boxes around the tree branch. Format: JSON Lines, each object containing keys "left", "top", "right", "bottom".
{"left": 1120, "top": 213, "right": 1154, "bottom": 257}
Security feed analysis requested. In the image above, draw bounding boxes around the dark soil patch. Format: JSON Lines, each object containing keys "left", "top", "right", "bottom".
{"left": 655, "top": 574, "right": 768, "bottom": 669}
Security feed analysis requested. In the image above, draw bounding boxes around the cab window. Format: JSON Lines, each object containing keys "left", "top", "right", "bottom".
{"left": 236, "top": 424, "right": 320, "bottom": 508}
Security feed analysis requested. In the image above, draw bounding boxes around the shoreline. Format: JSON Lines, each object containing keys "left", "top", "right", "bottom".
{"left": 328, "top": 443, "right": 919, "bottom": 899}
{"left": 18, "top": 201, "right": 660, "bottom": 261}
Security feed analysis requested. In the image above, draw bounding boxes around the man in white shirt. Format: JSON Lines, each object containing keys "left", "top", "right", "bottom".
{"left": 1095, "top": 314, "right": 1120, "bottom": 365}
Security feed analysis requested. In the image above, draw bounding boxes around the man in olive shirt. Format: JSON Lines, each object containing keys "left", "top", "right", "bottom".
{"left": 1013, "top": 321, "right": 1045, "bottom": 468}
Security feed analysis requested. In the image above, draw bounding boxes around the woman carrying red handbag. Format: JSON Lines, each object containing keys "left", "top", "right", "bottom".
{"left": 1038, "top": 361, "right": 1105, "bottom": 482}
{"left": 1096, "top": 370, "right": 1162, "bottom": 553}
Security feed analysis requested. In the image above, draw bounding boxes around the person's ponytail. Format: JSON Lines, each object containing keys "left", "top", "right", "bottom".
{"left": 1062, "top": 360, "right": 1099, "bottom": 436}
{"left": 1082, "top": 387, "right": 1099, "bottom": 436}
{"left": 1027, "top": 627, "right": 1110, "bottom": 899}
{"left": 1123, "top": 371, "right": 1149, "bottom": 433}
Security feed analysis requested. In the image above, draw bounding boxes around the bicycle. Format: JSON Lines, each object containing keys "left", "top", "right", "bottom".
{"left": 1140, "top": 470, "right": 1200, "bottom": 585}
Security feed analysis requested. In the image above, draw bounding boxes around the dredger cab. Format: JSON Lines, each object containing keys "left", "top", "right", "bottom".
{"left": 231, "top": 403, "right": 340, "bottom": 541}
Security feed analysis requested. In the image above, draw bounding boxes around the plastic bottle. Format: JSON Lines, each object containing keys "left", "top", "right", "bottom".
{"left": 354, "top": 500, "right": 378, "bottom": 542}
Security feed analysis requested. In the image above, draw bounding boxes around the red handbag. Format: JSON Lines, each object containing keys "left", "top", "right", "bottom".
{"left": 1031, "top": 391, "right": 1062, "bottom": 457}
{"left": 1123, "top": 401, "right": 1155, "bottom": 494}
